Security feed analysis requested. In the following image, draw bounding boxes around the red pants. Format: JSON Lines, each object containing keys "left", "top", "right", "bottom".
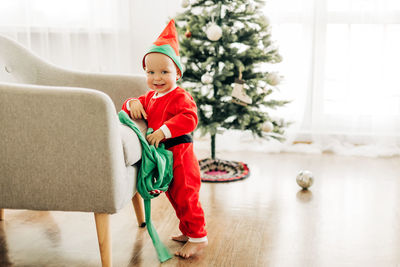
{"left": 166, "top": 143, "right": 207, "bottom": 238}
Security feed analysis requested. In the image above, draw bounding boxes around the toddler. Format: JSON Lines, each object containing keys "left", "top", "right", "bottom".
{"left": 122, "top": 19, "right": 208, "bottom": 258}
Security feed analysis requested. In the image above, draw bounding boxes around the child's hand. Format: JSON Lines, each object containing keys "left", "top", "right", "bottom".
{"left": 129, "top": 100, "right": 148, "bottom": 120}
{"left": 146, "top": 129, "right": 165, "bottom": 148}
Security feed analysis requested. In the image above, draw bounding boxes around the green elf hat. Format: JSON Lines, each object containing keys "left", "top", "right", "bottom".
{"left": 142, "top": 19, "right": 183, "bottom": 79}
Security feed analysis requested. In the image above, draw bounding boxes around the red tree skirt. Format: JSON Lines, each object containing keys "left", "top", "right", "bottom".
{"left": 199, "top": 158, "right": 250, "bottom": 182}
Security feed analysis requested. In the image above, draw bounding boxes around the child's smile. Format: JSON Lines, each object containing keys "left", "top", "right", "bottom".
{"left": 154, "top": 83, "right": 166, "bottom": 89}
{"left": 145, "top": 52, "right": 180, "bottom": 94}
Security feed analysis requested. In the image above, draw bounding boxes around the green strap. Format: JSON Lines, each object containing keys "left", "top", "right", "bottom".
{"left": 118, "top": 111, "right": 173, "bottom": 262}
{"left": 144, "top": 199, "right": 172, "bottom": 262}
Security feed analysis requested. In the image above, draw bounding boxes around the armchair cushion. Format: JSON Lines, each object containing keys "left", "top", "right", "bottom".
{"left": 119, "top": 119, "right": 147, "bottom": 166}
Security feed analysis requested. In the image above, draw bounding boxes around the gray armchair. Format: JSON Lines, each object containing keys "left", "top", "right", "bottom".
{"left": 0, "top": 34, "right": 148, "bottom": 267}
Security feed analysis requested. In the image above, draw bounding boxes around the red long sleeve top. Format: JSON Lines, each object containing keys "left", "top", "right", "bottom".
{"left": 122, "top": 87, "right": 198, "bottom": 138}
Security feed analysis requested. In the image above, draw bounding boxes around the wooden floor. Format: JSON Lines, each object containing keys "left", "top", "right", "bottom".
{"left": 1, "top": 150, "right": 400, "bottom": 266}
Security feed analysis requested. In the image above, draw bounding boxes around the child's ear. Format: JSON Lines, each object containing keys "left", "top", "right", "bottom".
{"left": 174, "top": 63, "right": 181, "bottom": 80}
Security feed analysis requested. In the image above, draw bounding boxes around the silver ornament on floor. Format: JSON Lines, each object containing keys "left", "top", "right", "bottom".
{"left": 296, "top": 170, "right": 314, "bottom": 190}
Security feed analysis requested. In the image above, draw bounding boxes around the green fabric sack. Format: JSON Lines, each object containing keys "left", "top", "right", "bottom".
{"left": 118, "top": 110, "right": 174, "bottom": 262}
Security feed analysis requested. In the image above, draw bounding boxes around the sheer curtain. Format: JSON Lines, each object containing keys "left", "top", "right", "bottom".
{"left": 261, "top": 0, "right": 400, "bottom": 156}
{"left": 0, "top": 0, "right": 180, "bottom": 74}
{"left": 2, "top": 0, "right": 399, "bottom": 156}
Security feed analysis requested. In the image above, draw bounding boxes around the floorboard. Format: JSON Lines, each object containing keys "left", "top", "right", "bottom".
{"left": 1, "top": 150, "right": 400, "bottom": 266}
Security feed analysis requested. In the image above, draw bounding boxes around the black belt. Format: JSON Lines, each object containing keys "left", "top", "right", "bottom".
{"left": 162, "top": 134, "right": 193, "bottom": 149}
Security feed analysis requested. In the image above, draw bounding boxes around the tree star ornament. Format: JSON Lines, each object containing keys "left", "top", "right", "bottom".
{"left": 206, "top": 23, "right": 222, "bottom": 41}
{"left": 296, "top": 170, "right": 314, "bottom": 190}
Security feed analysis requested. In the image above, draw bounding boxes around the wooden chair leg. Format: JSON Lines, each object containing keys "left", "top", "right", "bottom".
{"left": 132, "top": 193, "right": 146, "bottom": 227}
{"left": 0, "top": 209, "right": 4, "bottom": 221}
{"left": 94, "top": 213, "right": 111, "bottom": 267}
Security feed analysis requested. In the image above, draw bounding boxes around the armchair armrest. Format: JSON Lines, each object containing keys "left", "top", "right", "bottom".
{"left": 0, "top": 82, "right": 134, "bottom": 213}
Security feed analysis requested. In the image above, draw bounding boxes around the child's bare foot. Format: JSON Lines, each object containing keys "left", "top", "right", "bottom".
{"left": 171, "top": 234, "right": 189, "bottom": 243}
{"left": 175, "top": 240, "right": 208, "bottom": 259}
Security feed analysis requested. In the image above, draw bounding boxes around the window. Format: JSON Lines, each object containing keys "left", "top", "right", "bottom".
{"left": 264, "top": 0, "right": 400, "bottom": 137}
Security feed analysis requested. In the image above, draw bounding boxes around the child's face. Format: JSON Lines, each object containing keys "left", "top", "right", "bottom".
{"left": 145, "top": 53, "right": 180, "bottom": 94}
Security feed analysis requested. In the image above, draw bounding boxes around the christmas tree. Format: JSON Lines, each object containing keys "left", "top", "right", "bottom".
{"left": 175, "top": 0, "right": 289, "bottom": 159}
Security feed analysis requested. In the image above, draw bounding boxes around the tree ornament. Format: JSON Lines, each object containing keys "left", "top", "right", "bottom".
{"left": 248, "top": 3, "right": 256, "bottom": 13}
{"left": 262, "top": 121, "right": 274, "bottom": 132}
{"left": 296, "top": 170, "right": 314, "bottom": 190}
{"left": 266, "top": 72, "right": 282, "bottom": 86}
{"left": 185, "top": 29, "right": 192, "bottom": 38}
{"left": 206, "top": 23, "right": 222, "bottom": 41}
{"left": 264, "top": 16, "right": 271, "bottom": 26}
{"left": 181, "top": 0, "right": 190, "bottom": 8}
{"left": 232, "top": 67, "right": 252, "bottom": 106}
{"left": 184, "top": 25, "right": 192, "bottom": 38}
{"left": 201, "top": 73, "right": 213, "bottom": 84}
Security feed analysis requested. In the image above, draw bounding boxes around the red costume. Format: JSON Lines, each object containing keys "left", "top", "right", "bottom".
{"left": 122, "top": 87, "right": 207, "bottom": 239}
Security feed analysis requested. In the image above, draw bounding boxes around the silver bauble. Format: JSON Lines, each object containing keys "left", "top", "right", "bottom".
{"left": 201, "top": 73, "right": 213, "bottom": 84}
{"left": 262, "top": 121, "right": 274, "bottom": 132}
{"left": 181, "top": 0, "right": 190, "bottom": 8}
{"left": 296, "top": 170, "right": 314, "bottom": 190}
{"left": 266, "top": 72, "right": 281, "bottom": 86}
{"left": 206, "top": 23, "right": 222, "bottom": 41}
